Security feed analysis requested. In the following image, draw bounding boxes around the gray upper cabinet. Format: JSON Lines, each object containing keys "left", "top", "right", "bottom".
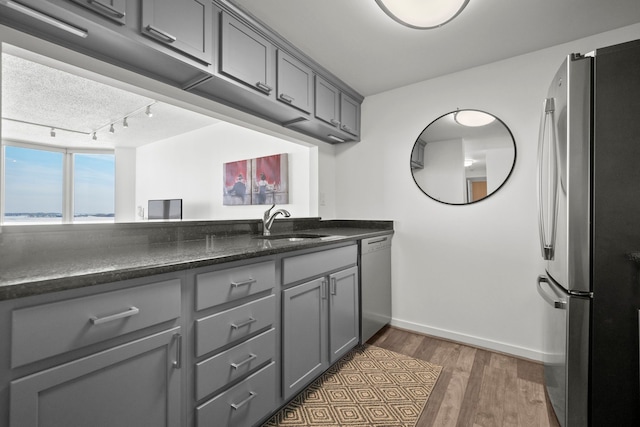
{"left": 219, "top": 11, "right": 275, "bottom": 97}
{"left": 277, "top": 50, "right": 313, "bottom": 114}
{"left": 315, "top": 75, "right": 341, "bottom": 127}
{"left": 67, "top": 0, "right": 126, "bottom": 24}
{"left": 141, "top": 0, "right": 213, "bottom": 65}
{"left": 340, "top": 93, "right": 360, "bottom": 138}
{"left": 313, "top": 75, "right": 361, "bottom": 141}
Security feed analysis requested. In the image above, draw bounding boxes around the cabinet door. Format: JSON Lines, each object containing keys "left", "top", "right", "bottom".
{"left": 220, "top": 12, "right": 275, "bottom": 96}
{"left": 340, "top": 93, "right": 361, "bottom": 137}
{"left": 141, "top": 0, "right": 213, "bottom": 64}
{"left": 277, "top": 50, "right": 313, "bottom": 114}
{"left": 329, "top": 266, "right": 359, "bottom": 364}
{"left": 314, "top": 75, "right": 340, "bottom": 127}
{"left": 10, "top": 327, "right": 182, "bottom": 427}
{"left": 67, "top": 0, "right": 126, "bottom": 24}
{"left": 282, "top": 277, "right": 327, "bottom": 400}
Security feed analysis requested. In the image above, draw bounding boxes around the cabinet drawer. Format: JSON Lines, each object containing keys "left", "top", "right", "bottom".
{"left": 196, "top": 362, "right": 276, "bottom": 427}
{"left": 283, "top": 244, "right": 357, "bottom": 285}
{"left": 12, "top": 279, "right": 181, "bottom": 368}
{"left": 196, "top": 328, "right": 275, "bottom": 400}
{"left": 196, "top": 261, "right": 275, "bottom": 311}
{"left": 195, "top": 294, "right": 275, "bottom": 357}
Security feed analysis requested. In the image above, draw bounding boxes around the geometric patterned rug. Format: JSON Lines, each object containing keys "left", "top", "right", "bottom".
{"left": 261, "top": 344, "right": 442, "bottom": 427}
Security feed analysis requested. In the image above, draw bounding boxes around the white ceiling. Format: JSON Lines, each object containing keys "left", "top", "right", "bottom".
{"left": 1, "top": 52, "right": 219, "bottom": 150}
{"left": 2, "top": 1, "right": 638, "bottom": 150}
{"left": 232, "top": 0, "right": 640, "bottom": 96}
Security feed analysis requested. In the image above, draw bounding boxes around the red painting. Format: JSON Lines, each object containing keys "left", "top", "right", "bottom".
{"left": 223, "top": 154, "right": 288, "bottom": 206}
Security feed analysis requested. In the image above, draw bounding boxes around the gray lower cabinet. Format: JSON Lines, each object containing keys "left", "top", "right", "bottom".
{"left": 192, "top": 260, "right": 277, "bottom": 427}
{"left": 141, "top": 0, "right": 213, "bottom": 64}
{"left": 10, "top": 326, "right": 182, "bottom": 427}
{"left": 282, "top": 277, "right": 327, "bottom": 400}
{"left": 328, "top": 266, "right": 359, "bottom": 364}
{"left": 281, "top": 245, "right": 359, "bottom": 400}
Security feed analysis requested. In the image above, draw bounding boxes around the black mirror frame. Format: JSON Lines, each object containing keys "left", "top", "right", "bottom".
{"left": 410, "top": 109, "right": 517, "bottom": 205}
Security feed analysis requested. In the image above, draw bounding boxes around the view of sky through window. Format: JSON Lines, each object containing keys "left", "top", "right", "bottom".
{"left": 3, "top": 146, "right": 115, "bottom": 223}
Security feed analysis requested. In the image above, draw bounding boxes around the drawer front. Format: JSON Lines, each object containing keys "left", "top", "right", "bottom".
{"left": 196, "top": 328, "right": 275, "bottom": 400}
{"left": 283, "top": 244, "right": 357, "bottom": 285}
{"left": 196, "top": 261, "right": 275, "bottom": 311}
{"left": 196, "top": 362, "right": 276, "bottom": 427}
{"left": 12, "top": 279, "right": 181, "bottom": 368}
{"left": 195, "top": 294, "right": 275, "bottom": 357}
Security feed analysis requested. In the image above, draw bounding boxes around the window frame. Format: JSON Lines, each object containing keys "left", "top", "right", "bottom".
{"left": 1, "top": 139, "right": 114, "bottom": 225}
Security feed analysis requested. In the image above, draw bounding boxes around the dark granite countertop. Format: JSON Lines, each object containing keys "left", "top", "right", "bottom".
{"left": 0, "top": 218, "right": 393, "bottom": 301}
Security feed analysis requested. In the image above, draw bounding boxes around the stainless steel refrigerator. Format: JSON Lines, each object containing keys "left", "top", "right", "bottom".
{"left": 536, "top": 39, "right": 640, "bottom": 427}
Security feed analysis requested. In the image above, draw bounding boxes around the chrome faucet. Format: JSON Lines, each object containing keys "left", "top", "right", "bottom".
{"left": 262, "top": 204, "right": 291, "bottom": 236}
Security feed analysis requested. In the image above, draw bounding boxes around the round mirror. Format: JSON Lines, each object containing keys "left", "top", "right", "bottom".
{"left": 410, "top": 110, "right": 516, "bottom": 205}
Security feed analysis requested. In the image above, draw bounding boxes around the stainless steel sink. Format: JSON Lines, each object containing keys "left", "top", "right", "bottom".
{"left": 252, "top": 233, "right": 330, "bottom": 241}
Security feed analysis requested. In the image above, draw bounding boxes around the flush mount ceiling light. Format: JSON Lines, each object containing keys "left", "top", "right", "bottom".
{"left": 375, "top": 0, "right": 470, "bottom": 29}
{"left": 454, "top": 110, "right": 496, "bottom": 127}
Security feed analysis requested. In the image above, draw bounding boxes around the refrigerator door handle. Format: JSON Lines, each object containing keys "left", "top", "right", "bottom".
{"left": 537, "top": 275, "right": 567, "bottom": 309}
{"left": 537, "top": 97, "right": 559, "bottom": 260}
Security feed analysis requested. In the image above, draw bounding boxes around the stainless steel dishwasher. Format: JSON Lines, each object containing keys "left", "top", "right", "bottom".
{"left": 360, "top": 234, "right": 392, "bottom": 343}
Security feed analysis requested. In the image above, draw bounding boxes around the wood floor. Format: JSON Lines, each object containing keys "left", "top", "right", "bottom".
{"left": 368, "top": 326, "right": 561, "bottom": 427}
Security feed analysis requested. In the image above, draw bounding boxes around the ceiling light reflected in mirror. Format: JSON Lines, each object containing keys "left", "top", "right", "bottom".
{"left": 375, "top": 0, "right": 470, "bottom": 29}
{"left": 454, "top": 110, "right": 496, "bottom": 127}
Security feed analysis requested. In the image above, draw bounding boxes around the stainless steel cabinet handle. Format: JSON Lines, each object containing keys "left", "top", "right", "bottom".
{"left": 330, "top": 119, "right": 341, "bottom": 127}
{"left": 230, "top": 353, "right": 257, "bottom": 369}
{"left": 230, "top": 391, "right": 256, "bottom": 410}
{"left": 536, "top": 276, "right": 566, "bottom": 309}
{"left": 146, "top": 25, "right": 177, "bottom": 43}
{"left": 90, "top": 306, "right": 139, "bottom": 325}
{"left": 231, "top": 317, "right": 257, "bottom": 329}
{"left": 231, "top": 278, "right": 256, "bottom": 288}
{"left": 327, "top": 134, "right": 345, "bottom": 143}
{"left": 536, "top": 97, "right": 558, "bottom": 260}
{"left": 2, "top": 0, "right": 88, "bottom": 38}
{"left": 341, "top": 124, "right": 353, "bottom": 133}
{"left": 367, "top": 237, "right": 388, "bottom": 245}
{"left": 88, "top": 0, "right": 125, "bottom": 18}
{"left": 330, "top": 277, "right": 337, "bottom": 296}
{"left": 279, "top": 94, "right": 294, "bottom": 103}
{"left": 255, "top": 82, "right": 273, "bottom": 94}
{"left": 172, "top": 333, "right": 182, "bottom": 369}
{"left": 321, "top": 279, "right": 327, "bottom": 300}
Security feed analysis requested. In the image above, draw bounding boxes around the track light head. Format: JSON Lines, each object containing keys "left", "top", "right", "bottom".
{"left": 50, "top": 128, "right": 56, "bottom": 137}
{"left": 145, "top": 105, "right": 153, "bottom": 117}
{"left": 123, "top": 117, "right": 129, "bottom": 128}
{"left": 92, "top": 132, "right": 97, "bottom": 141}
{"left": 109, "top": 123, "right": 115, "bottom": 134}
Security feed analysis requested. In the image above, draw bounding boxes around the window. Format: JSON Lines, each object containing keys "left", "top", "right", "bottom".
{"left": 2, "top": 143, "right": 114, "bottom": 225}
{"left": 73, "top": 153, "right": 115, "bottom": 222}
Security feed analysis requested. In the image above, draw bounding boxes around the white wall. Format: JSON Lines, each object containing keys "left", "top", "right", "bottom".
{"left": 333, "top": 24, "right": 640, "bottom": 360}
{"left": 135, "top": 122, "right": 313, "bottom": 220}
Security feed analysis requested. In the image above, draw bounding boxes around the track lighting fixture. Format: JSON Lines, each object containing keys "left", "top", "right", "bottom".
{"left": 109, "top": 123, "right": 115, "bottom": 134}
{"left": 123, "top": 117, "right": 129, "bottom": 128}
{"left": 50, "top": 128, "right": 56, "bottom": 137}
{"left": 145, "top": 105, "right": 153, "bottom": 117}
{"left": 92, "top": 132, "right": 97, "bottom": 141}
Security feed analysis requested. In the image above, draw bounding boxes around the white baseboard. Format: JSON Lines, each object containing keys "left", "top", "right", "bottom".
{"left": 390, "top": 318, "right": 544, "bottom": 362}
